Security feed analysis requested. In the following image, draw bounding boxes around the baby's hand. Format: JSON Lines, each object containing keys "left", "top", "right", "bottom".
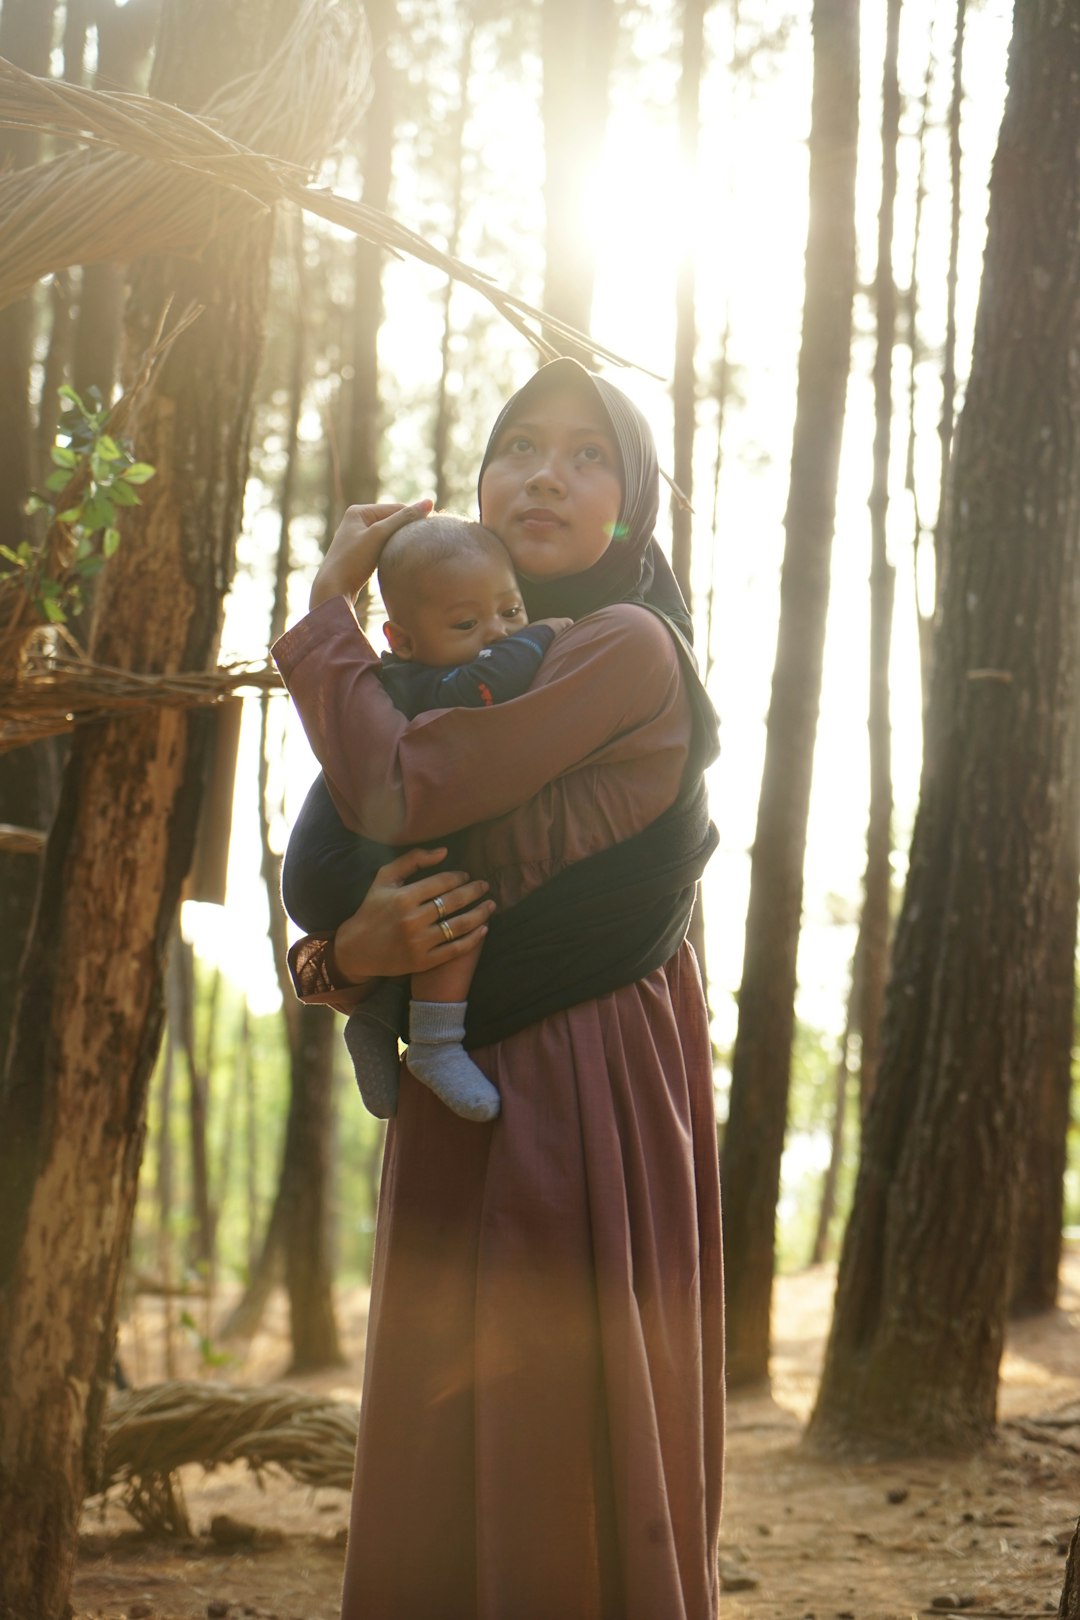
{"left": 526, "top": 616, "right": 573, "bottom": 636}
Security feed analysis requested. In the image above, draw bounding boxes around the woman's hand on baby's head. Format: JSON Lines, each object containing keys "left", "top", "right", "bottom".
{"left": 310, "top": 499, "right": 434, "bottom": 611}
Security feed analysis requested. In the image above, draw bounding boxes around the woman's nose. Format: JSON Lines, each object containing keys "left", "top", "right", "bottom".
{"left": 525, "top": 460, "right": 566, "bottom": 495}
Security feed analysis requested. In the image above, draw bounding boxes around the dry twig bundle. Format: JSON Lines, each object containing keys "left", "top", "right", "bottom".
{"left": 0, "top": 17, "right": 641, "bottom": 371}
{"left": 96, "top": 1381, "right": 359, "bottom": 1532}
{"left": 0, "top": 639, "right": 280, "bottom": 754}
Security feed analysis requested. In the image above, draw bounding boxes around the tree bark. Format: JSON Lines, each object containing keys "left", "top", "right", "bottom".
{"left": 0, "top": 1, "right": 312, "bottom": 1609}
{"left": 719, "top": 0, "right": 860, "bottom": 1389}
{"left": 1060, "top": 1518, "right": 1080, "bottom": 1620}
{"left": 541, "top": 0, "right": 616, "bottom": 344}
{"left": 71, "top": 0, "right": 162, "bottom": 407}
{"left": 0, "top": 0, "right": 55, "bottom": 555}
{"left": 344, "top": 0, "right": 395, "bottom": 507}
{"left": 858, "top": 0, "right": 901, "bottom": 1112}
{"left": 1008, "top": 726, "right": 1079, "bottom": 1317}
{"left": 432, "top": 20, "right": 476, "bottom": 510}
{"left": 672, "top": 0, "right": 709, "bottom": 992}
{"left": 809, "top": 0, "right": 1080, "bottom": 1458}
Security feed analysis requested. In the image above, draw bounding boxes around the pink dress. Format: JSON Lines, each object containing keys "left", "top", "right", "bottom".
{"left": 275, "top": 596, "right": 725, "bottom": 1620}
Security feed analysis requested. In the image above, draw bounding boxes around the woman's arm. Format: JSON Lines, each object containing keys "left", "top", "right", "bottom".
{"left": 273, "top": 596, "right": 684, "bottom": 844}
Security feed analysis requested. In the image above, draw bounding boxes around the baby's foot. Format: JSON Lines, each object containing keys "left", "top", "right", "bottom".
{"left": 343, "top": 980, "right": 406, "bottom": 1118}
{"left": 406, "top": 1001, "right": 500, "bottom": 1123}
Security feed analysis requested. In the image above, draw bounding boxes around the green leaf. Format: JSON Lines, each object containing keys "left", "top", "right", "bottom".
{"left": 45, "top": 469, "right": 71, "bottom": 493}
{"left": 121, "top": 463, "right": 156, "bottom": 485}
{"left": 108, "top": 479, "right": 140, "bottom": 507}
{"left": 95, "top": 434, "right": 121, "bottom": 461}
{"left": 102, "top": 526, "right": 120, "bottom": 558}
{"left": 40, "top": 597, "right": 67, "bottom": 624}
{"left": 0, "top": 544, "right": 25, "bottom": 565}
{"left": 24, "top": 494, "right": 49, "bottom": 515}
{"left": 58, "top": 384, "right": 86, "bottom": 411}
{"left": 57, "top": 507, "right": 82, "bottom": 524}
{"left": 80, "top": 491, "right": 115, "bottom": 531}
{"left": 76, "top": 554, "right": 107, "bottom": 578}
{"left": 50, "top": 445, "right": 77, "bottom": 469}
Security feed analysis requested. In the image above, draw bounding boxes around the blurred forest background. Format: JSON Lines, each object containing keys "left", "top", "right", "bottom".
{"left": 2, "top": 0, "right": 1080, "bottom": 1615}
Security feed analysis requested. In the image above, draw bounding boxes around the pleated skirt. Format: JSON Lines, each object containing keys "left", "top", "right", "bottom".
{"left": 340, "top": 944, "right": 725, "bottom": 1620}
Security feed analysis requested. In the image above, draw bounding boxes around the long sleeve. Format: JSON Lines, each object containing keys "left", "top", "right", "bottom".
{"left": 385, "top": 622, "right": 563, "bottom": 714}
{"left": 273, "top": 595, "right": 685, "bottom": 845}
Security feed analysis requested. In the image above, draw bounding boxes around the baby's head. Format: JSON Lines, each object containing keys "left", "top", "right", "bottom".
{"left": 378, "top": 513, "right": 528, "bottom": 666}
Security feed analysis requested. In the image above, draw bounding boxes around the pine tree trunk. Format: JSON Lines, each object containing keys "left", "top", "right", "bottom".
{"left": 432, "top": 21, "right": 476, "bottom": 510}
{"left": 672, "top": 0, "right": 709, "bottom": 992}
{"left": 0, "top": 1, "right": 309, "bottom": 1608}
{"left": 541, "top": 0, "right": 616, "bottom": 342}
{"left": 809, "top": 0, "right": 1080, "bottom": 1458}
{"left": 720, "top": 0, "right": 860, "bottom": 1389}
{"left": 858, "top": 0, "right": 901, "bottom": 1111}
{"left": 1060, "top": 1519, "right": 1080, "bottom": 1620}
{"left": 344, "top": 0, "right": 395, "bottom": 506}
{"left": 71, "top": 0, "right": 161, "bottom": 406}
{"left": 1009, "top": 728, "right": 1079, "bottom": 1317}
{"left": 0, "top": 0, "right": 55, "bottom": 556}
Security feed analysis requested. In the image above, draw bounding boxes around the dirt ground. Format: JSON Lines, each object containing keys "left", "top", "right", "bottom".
{"left": 73, "top": 1248, "right": 1080, "bottom": 1620}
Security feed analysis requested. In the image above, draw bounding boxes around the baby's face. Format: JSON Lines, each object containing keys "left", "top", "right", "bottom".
{"left": 388, "top": 552, "right": 528, "bottom": 665}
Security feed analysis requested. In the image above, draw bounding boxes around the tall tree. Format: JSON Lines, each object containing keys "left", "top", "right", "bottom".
{"left": 70, "top": 0, "right": 161, "bottom": 407}
{"left": 857, "top": 0, "right": 901, "bottom": 1111}
{"left": 540, "top": 0, "right": 616, "bottom": 340}
{"left": 1061, "top": 1519, "right": 1080, "bottom": 1620}
{"left": 671, "top": 0, "right": 709, "bottom": 985}
{"left": 719, "top": 0, "right": 860, "bottom": 1388}
{"left": 256, "top": 227, "right": 343, "bottom": 1370}
{"left": 0, "top": 3, "right": 348, "bottom": 1612}
{"left": 432, "top": 17, "right": 477, "bottom": 509}
{"left": 809, "top": 0, "right": 1080, "bottom": 1457}
{"left": 343, "top": 0, "right": 396, "bottom": 507}
{"left": 0, "top": 0, "right": 60, "bottom": 1055}
{"left": 1008, "top": 735, "right": 1078, "bottom": 1317}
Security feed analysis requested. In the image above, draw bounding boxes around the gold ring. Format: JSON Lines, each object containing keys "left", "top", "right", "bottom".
{"left": 438, "top": 918, "right": 454, "bottom": 944}
{"left": 432, "top": 894, "right": 447, "bottom": 920}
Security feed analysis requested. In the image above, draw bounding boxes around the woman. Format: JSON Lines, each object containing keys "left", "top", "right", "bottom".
{"left": 274, "top": 359, "right": 724, "bottom": 1620}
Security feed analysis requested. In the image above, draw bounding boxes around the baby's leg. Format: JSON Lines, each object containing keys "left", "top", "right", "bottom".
{"left": 405, "top": 947, "right": 500, "bottom": 1122}
{"left": 344, "top": 978, "right": 408, "bottom": 1119}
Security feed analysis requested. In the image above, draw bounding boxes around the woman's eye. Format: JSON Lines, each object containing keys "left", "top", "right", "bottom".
{"left": 579, "top": 444, "right": 605, "bottom": 463}
{"left": 508, "top": 435, "right": 533, "bottom": 453}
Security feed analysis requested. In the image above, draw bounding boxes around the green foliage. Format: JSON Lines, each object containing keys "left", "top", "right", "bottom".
{"left": 178, "top": 1309, "right": 233, "bottom": 1370}
{"left": 2, "top": 385, "right": 155, "bottom": 626}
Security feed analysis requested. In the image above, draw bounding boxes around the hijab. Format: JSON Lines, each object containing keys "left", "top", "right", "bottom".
{"left": 477, "top": 357, "right": 693, "bottom": 642}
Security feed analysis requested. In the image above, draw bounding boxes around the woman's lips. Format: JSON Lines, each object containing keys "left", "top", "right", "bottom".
{"left": 517, "top": 508, "right": 565, "bottom": 531}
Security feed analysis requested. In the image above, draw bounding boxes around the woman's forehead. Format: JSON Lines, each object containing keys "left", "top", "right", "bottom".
{"left": 502, "top": 389, "right": 616, "bottom": 438}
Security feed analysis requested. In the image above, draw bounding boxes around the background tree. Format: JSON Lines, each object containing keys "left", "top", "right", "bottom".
{"left": 720, "top": 0, "right": 860, "bottom": 1388}
{"left": 0, "top": 3, "right": 353, "bottom": 1611}
{"left": 809, "top": 0, "right": 1080, "bottom": 1457}
{"left": 541, "top": 0, "right": 616, "bottom": 341}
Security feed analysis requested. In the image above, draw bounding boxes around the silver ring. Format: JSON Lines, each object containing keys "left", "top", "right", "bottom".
{"left": 432, "top": 894, "right": 447, "bottom": 921}
{"left": 438, "top": 917, "right": 454, "bottom": 944}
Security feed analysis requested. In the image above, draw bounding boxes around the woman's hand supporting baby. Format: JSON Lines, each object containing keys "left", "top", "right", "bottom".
{"left": 330, "top": 845, "right": 494, "bottom": 984}
{"left": 310, "top": 499, "right": 434, "bottom": 611}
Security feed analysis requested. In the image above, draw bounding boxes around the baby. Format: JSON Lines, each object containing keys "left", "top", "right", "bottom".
{"left": 282, "top": 514, "right": 567, "bottom": 1122}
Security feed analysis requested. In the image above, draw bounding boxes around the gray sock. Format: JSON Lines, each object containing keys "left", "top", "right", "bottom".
{"left": 406, "top": 1001, "right": 500, "bottom": 1123}
{"left": 343, "top": 980, "right": 407, "bottom": 1119}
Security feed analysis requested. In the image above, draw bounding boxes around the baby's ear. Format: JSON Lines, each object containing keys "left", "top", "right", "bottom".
{"left": 383, "top": 620, "right": 414, "bottom": 659}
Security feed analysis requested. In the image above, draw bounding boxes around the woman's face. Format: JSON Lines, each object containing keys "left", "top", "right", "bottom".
{"left": 479, "top": 386, "right": 623, "bottom": 579}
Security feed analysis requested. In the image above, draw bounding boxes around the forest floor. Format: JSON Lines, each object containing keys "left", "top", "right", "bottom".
{"left": 73, "top": 1246, "right": 1080, "bottom": 1620}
